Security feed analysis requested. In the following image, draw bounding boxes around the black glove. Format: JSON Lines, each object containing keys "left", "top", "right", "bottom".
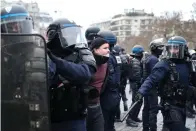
{"left": 134, "top": 92, "right": 143, "bottom": 102}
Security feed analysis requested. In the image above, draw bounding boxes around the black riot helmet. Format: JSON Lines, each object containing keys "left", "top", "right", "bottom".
{"left": 149, "top": 38, "right": 165, "bottom": 56}
{"left": 47, "top": 18, "right": 87, "bottom": 52}
{"left": 97, "top": 30, "right": 117, "bottom": 48}
{"left": 85, "top": 27, "right": 100, "bottom": 45}
{"left": 1, "top": 4, "right": 33, "bottom": 33}
{"left": 113, "top": 45, "right": 123, "bottom": 54}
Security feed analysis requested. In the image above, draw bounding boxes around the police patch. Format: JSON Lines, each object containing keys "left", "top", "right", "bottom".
{"left": 192, "top": 60, "right": 196, "bottom": 72}
{"left": 5, "top": 6, "right": 12, "bottom": 13}
{"left": 115, "top": 56, "right": 122, "bottom": 64}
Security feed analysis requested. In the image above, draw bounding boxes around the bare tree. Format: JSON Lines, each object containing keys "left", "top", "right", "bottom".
{"left": 122, "top": 6, "right": 196, "bottom": 51}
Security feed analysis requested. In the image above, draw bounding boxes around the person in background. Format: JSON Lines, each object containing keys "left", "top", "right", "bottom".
{"left": 142, "top": 38, "right": 165, "bottom": 131}
{"left": 126, "top": 45, "right": 144, "bottom": 127}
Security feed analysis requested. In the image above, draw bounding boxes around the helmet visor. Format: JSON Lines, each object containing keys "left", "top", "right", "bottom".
{"left": 60, "top": 26, "right": 87, "bottom": 48}
{"left": 1, "top": 14, "right": 33, "bottom": 33}
{"left": 165, "top": 45, "right": 185, "bottom": 59}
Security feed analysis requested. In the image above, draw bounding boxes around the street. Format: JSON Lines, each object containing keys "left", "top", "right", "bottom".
{"left": 115, "top": 84, "right": 196, "bottom": 131}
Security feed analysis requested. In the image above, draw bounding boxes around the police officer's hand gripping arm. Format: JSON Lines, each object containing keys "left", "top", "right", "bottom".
{"left": 136, "top": 61, "right": 169, "bottom": 100}
{"left": 46, "top": 18, "right": 97, "bottom": 85}
{"left": 48, "top": 49, "right": 96, "bottom": 84}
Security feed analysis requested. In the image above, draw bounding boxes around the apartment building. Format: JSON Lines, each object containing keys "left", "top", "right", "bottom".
{"left": 90, "top": 20, "right": 111, "bottom": 30}
{"left": 90, "top": 8, "right": 155, "bottom": 42}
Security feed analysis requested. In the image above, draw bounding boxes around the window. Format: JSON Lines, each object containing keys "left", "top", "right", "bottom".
{"left": 114, "top": 21, "right": 119, "bottom": 25}
{"left": 115, "top": 32, "right": 119, "bottom": 36}
{"left": 149, "top": 19, "right": 152, "bottom": 24}
{"left": 110, "top": 22, "right": 115, "bottom": 26}
{"left": 111, "top": 27, "right": 118, "bottom": 31}
{"left": 125, "top": 20, "right": 130, "bottom": 24}
{"left": 119, "top": 25, "right": 131, "bottom": 30}
{"left": 119, "top": 32, "right": 123, "bottom": 35}
{"left": 124, "top": 26, "right": 131, "bottom": 30}
{"left": 141, "top": 20, "right": 145, "bottom": 24}
{"left": 125, "top": 31, "right": 131, "bottom": 35}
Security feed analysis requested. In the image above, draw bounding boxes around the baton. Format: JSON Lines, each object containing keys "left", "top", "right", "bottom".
{"left": 120, "top": 100, "right": 140, "bottom": 122}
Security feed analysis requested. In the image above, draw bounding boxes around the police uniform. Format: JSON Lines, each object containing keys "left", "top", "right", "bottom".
{"left": 113, "top": 45, "right": 129, "bottom": 120}
{"left": 47, "top": 18, "right": 96, "bottom": 131}
{"left": 142, "top": 39, "right": 165, "bottom": 131}
{"left": 126, "top": 45, "right": 144, "bottom": 127}
{"left": 1, "top": 5, "right": 46, "bottom": 131}
{"left": 138, "top": 36, "right": 194, "bottom": 131}
{"left": 142, "top": 54, "right": 159, "bottom": 131}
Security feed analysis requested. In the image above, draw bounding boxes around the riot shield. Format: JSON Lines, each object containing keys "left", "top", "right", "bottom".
{"left": 1, "top": 33, "right": 50, "bottom": 131}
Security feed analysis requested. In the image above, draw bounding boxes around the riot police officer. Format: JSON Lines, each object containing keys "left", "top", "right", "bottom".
{"left": 187, "top": 49, "right": 196, "bottom": 116}
{"left": 1, "top": 4, "right": 34, "bottom": 102}
{"left": 137, "top": 36, "right": 195, "bottom": 131}
{"left": 126, "top": 45, "right": 144, "bottom": 127}
{"left": 1, "top": 4, "right": 33, "bottom": 33}
{"left": 190, "top": 49, "right": 196, "bottom": 88}
{"left": 98, "top": 30, "right": 121, "bottom": 131}
{"left": 1, "top": 4, "right": 50, "bottom": 131}
{"left": 142, "top": 38, "right": 165, "bottom": 131}
{"left": 113, "top": 45, "right": 129, "bottom": 121}
{"left": 47, "top": 18, "right": 97, "bottom": 131}
{"left": 85, "top": 26, "right": 100, "bottom": 45}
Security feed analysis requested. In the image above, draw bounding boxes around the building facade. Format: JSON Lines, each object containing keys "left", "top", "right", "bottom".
{"left": 90, "top": 8, "right": 155, "bottom": 43}
{"left": 0, "top": 0, "right": 53, "bottom": 36}
{"left": 90, "top": 20, "right": 111, "bottom": 30}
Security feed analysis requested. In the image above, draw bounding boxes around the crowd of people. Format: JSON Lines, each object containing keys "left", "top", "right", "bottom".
{"left": 1, "top": 4, "right": 196, "bottom": 131}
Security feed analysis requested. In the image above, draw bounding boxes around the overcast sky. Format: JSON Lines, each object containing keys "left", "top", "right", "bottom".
{"left": 10, "top": 0, "right": 196, "bottom": 28}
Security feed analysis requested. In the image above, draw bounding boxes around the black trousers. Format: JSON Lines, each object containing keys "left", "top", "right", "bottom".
{"left": 142, "top": 89, "right": 158, "bottom": 130}
{"left": 162, "top": 105, "right": 186, "bottom": 131}
{"left": 51, "top": 120, "right": 86, "bottom": 131}
{"left": 128, "top": 82, "right": 143, "bottom": 119}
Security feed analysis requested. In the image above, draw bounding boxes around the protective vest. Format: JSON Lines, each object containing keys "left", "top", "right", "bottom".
{"left": 105, "top": 53, "right": 121, "bottom": 91}
{"left": 50, "top": 48, "right": 96, "bottom": 122}
{"left": 128, "top": 58, "right": 142, "bottom": 83}
{"left": 141, "top": 55, "right": 151, "bottom": 81}
{"left": 159, "top": 60, "right": 191, "bottom": 106}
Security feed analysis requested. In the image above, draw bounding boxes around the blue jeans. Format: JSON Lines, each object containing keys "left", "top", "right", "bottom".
{"left": 51, "top": 120, "right": 86, "bottom": 131}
